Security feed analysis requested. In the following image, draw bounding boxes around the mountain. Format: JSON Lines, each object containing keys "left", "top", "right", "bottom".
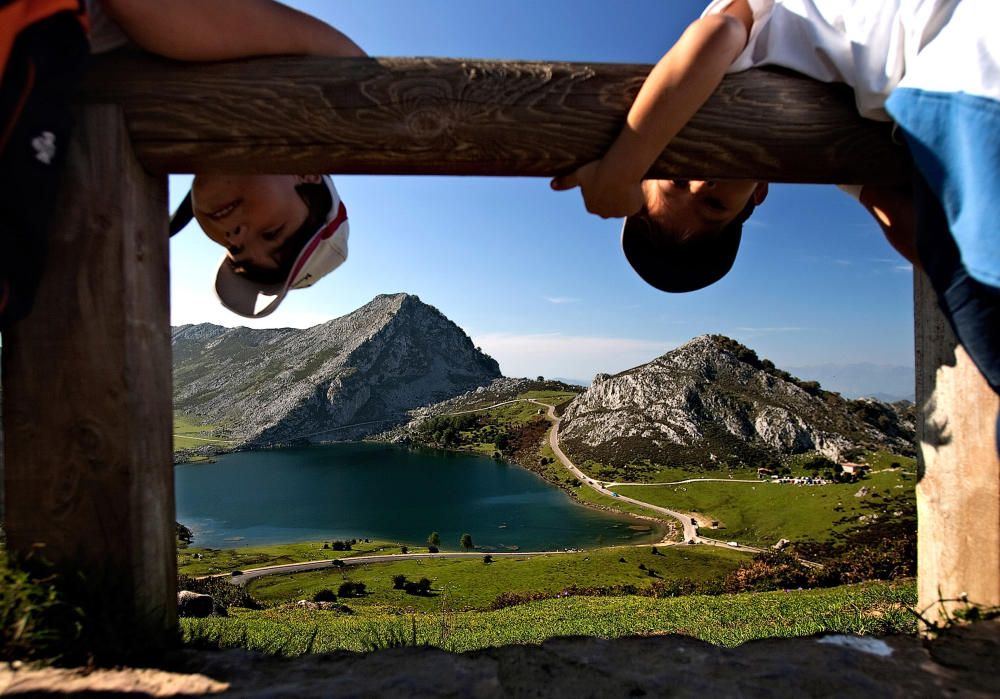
{"left": 784, "top": 362, "right": 915, "bottom": 402}
{"left": 172, "top": 293, "right": 501, "bottom": 446}
{"left": 557, "top": 335, "right": 915, "bottom": 468}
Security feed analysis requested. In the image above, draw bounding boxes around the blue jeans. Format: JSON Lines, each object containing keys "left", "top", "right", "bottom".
{"left": 913, "top": 172, "right": 1000, "bottom": 456}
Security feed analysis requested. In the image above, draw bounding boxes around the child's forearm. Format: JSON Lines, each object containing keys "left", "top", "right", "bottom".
{"left": 100, "top": 0, "right": 366, "bottom": 60}
{"left": 859, "top": 185, "right": 920, "bottom": 267}
{"left": 601, "top": 11, "right": 750, "bottom": 183}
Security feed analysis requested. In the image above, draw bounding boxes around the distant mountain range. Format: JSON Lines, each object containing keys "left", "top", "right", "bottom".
{"left": 172, "top": 293, "right": 501, "bottom": 449}
{"left": 171, "top": 296, "right": 915, "bottom": 468}
{"left": 785, "top": 363, "right": 915, "bottom": 402}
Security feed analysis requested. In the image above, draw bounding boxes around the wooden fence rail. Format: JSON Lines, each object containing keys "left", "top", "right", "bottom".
{"left": 83, "top": 55, "right": 909, "bottom": 182}
{"left": 1, "top": 55, "right": 995, "bottom": 656}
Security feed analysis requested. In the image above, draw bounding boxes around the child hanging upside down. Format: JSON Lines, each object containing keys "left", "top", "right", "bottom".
{"left": 552, "top": 0, "right": 1000, "bottom": 452}
{"left": 0, "top": 0, "right": 363, "bottom": 326}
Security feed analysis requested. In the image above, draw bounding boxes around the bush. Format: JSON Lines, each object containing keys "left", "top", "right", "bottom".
{"left": 313, "top": 588, "right": 337, "bottom": 603}
{"left": 177, "top": 574, "right": 261, "bottom": 610}
{"left": 400, "top": 546, "right": 408, "bottom": 554}
{"left": 337, "top": 581, "right": 367, "bottom": 598}
{"left": 483, "top": 555, "right": 493, "bottom": 564}
{"left": 403, "top": 578, "right": 433, "bottom": 596}
{"left": 723, "top": 551, "right": 813, "bottom": 593}
{"left": 427, "top": 545, "right": 439, "bottom": 554}
{"left": 392, "top": 574, "right": 407, "bottom": 589}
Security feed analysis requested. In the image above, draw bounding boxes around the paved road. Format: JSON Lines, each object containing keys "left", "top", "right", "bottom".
{"left": 604, "top": 478, "right": 763, "bottom": 487}
{"left": 221, "top": 397, "right": 805, "bottom": 585}
{"left": 527, "top": 399, "right": 703, "bottom": 543}
{"left": 225, "top": 550, "right": 574, "bottom": 586}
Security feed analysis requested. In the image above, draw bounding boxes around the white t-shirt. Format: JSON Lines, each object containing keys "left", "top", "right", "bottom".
{"left": 703, "top": 0, "right": 1000, "bottom": 121}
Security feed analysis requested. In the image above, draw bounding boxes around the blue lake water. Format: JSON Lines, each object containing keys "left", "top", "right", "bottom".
{"left": 175, "top": 443, "right": 660, "bottom": 550}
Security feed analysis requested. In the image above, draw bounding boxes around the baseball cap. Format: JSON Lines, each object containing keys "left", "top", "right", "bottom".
{"left": 214, "top": 176, "right": 348, "bottom": 318}
{"left": 620, "top": 199, "right": 753, "bottom": 293}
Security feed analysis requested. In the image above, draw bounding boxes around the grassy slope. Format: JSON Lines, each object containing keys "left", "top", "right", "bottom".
{"left": 615, "top": 467, "right": 915, "bottom": 547}
{"left": 183, "top": 579, "right": 917, "bottom": 654}
{"left": 245, "top": 546, "right": 749, "bottom": 611}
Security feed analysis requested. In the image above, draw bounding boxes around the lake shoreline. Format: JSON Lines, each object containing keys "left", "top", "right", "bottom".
{"left": 176, "top": 442, "right": 664, "bottom": 550}
{"left": 174, "top": 437, "right": 671, "bottom": 546}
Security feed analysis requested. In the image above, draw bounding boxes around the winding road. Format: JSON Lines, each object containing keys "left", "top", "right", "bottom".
{"left": 226, "top": 550, "right": 573, "bottom": 586}
{"left": 217, "top": 397, "right": 783, "bottom": 585}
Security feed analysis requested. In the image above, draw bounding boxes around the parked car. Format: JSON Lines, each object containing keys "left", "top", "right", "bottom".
{"left": 727, "top": 541, "right": 739, "bottom": 548}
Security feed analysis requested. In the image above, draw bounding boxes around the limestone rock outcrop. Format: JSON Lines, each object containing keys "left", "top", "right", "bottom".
{"left": 558, "top": 335, "right": 914, "bottom": 468}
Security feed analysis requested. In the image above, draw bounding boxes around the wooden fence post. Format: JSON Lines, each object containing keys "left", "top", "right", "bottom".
{"left": 915, "top": 272, "right": 1000, "bottom": 624}
{"left": 1, "top": 105, "right": 175, "bottom": 654}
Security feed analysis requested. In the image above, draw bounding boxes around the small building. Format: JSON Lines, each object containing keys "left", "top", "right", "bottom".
{"left": 842, "top": 462, "right": 868, "bottom": 476}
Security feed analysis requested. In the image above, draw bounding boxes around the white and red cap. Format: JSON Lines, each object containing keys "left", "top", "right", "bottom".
{"left": 214, "top": 176, "right": 349, "bottom": 319}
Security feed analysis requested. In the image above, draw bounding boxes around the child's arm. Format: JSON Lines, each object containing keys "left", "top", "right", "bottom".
{"left": 551, "top": 1, "right": 753, "bottom": 218}
{"left": 858, "top": 185, "right": 920, "bottom": 266}
{"left": 100, "top": 0, "right": 366, "bottom": 60}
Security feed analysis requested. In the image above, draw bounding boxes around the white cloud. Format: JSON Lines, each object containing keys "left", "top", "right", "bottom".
{"left": 543, "top": 296, "right": 579, "bottom": 304}
{"left": 170, "top": 284, "right": 331, "bottom": 330}
{"left": 472, "top": 332, "right": 675, "bottom": 381}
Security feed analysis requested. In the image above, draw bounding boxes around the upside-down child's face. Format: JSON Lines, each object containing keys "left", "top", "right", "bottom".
{"left": 192, "top": 174, "right": 321, "bottom": 277}
{"left": 643, "top": 179, "right": 768, "bottom": 239}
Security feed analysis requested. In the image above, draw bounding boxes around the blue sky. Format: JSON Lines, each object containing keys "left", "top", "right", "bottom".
{"left": 168, "top": 0, "right": 915, "bottom": 384}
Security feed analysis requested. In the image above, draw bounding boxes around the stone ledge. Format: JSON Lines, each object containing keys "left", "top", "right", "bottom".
{"left": 2, "top": 622, "right": 998, "bottom": 697}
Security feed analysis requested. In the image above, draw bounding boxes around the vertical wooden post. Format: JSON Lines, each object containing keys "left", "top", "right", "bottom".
{"left": 1, "top": 106, "right": 175, "bottom": 654}
{"left": 915, "top": 271, "right": 1000, "bottom": 624}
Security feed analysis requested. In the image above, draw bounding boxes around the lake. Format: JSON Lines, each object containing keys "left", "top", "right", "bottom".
{"left": 175, "top": 443, "right": 661, "bottom": 550}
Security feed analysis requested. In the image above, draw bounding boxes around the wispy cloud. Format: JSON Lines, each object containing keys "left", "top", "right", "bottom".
{"left": 544, "top": 296, "right": 579, "bottom": 305}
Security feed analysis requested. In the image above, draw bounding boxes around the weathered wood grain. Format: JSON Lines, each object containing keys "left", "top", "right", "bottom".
{"left": 1, "top": 106, "right": 175, "bottom": 654}
{"left": 914, "top": 272, "right": 1000, "bottom": 626}
{"left": 83, "top": 55, "right": 910, "bottom": 183}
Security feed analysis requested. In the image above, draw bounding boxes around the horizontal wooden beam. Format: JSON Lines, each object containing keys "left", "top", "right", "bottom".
{"left": 83, "top": 55, "right": 910, "bottom": 183}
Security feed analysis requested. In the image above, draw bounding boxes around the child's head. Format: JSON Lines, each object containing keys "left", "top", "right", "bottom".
{"left": 622, "top": 179, "right": 767, "bottom": 292}
{"left": 189, "top": 174, "right": 349, "bottom": 318}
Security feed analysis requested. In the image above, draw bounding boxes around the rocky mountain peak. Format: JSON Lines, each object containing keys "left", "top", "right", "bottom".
{"left": 559, "top": 335, "right": 914, "bottom": 469}
{"left": 172, "top": 294, "right": 501, "bottom": 448}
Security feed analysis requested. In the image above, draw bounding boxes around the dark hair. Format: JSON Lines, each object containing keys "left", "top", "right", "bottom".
{"left": 231, "top": 182, "right": 333, "bottom": 285}
{"left": 622, "top": 197, "right": 757, "bottom": 293}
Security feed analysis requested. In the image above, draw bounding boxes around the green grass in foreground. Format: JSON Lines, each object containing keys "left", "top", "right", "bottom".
{"left": 615, "top": 468, "right": 915, "bottom": 547}
{"left": 182, "top": 579, "right": 917, "bottom": 655}
{"left": 246, "top": 546, "right": 748, "bottom": 611}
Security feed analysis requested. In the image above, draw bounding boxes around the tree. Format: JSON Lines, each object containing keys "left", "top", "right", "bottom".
{"left": 338, "top": 581, "right": 366, "bottom": 598}
{"left": 392, "top": 574, "right": 407, "bottom": 590}
{"left": 460, "top": 533, "right": 474, "bottom": 551}
{"left": 427, "top": 531, "right": 441, "bottom": 548}
{"left": 175, "top": 522, "right": 194, "bottom": 547}
{"left": 400, "top": 545, "right": 408, "bottom": 554}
